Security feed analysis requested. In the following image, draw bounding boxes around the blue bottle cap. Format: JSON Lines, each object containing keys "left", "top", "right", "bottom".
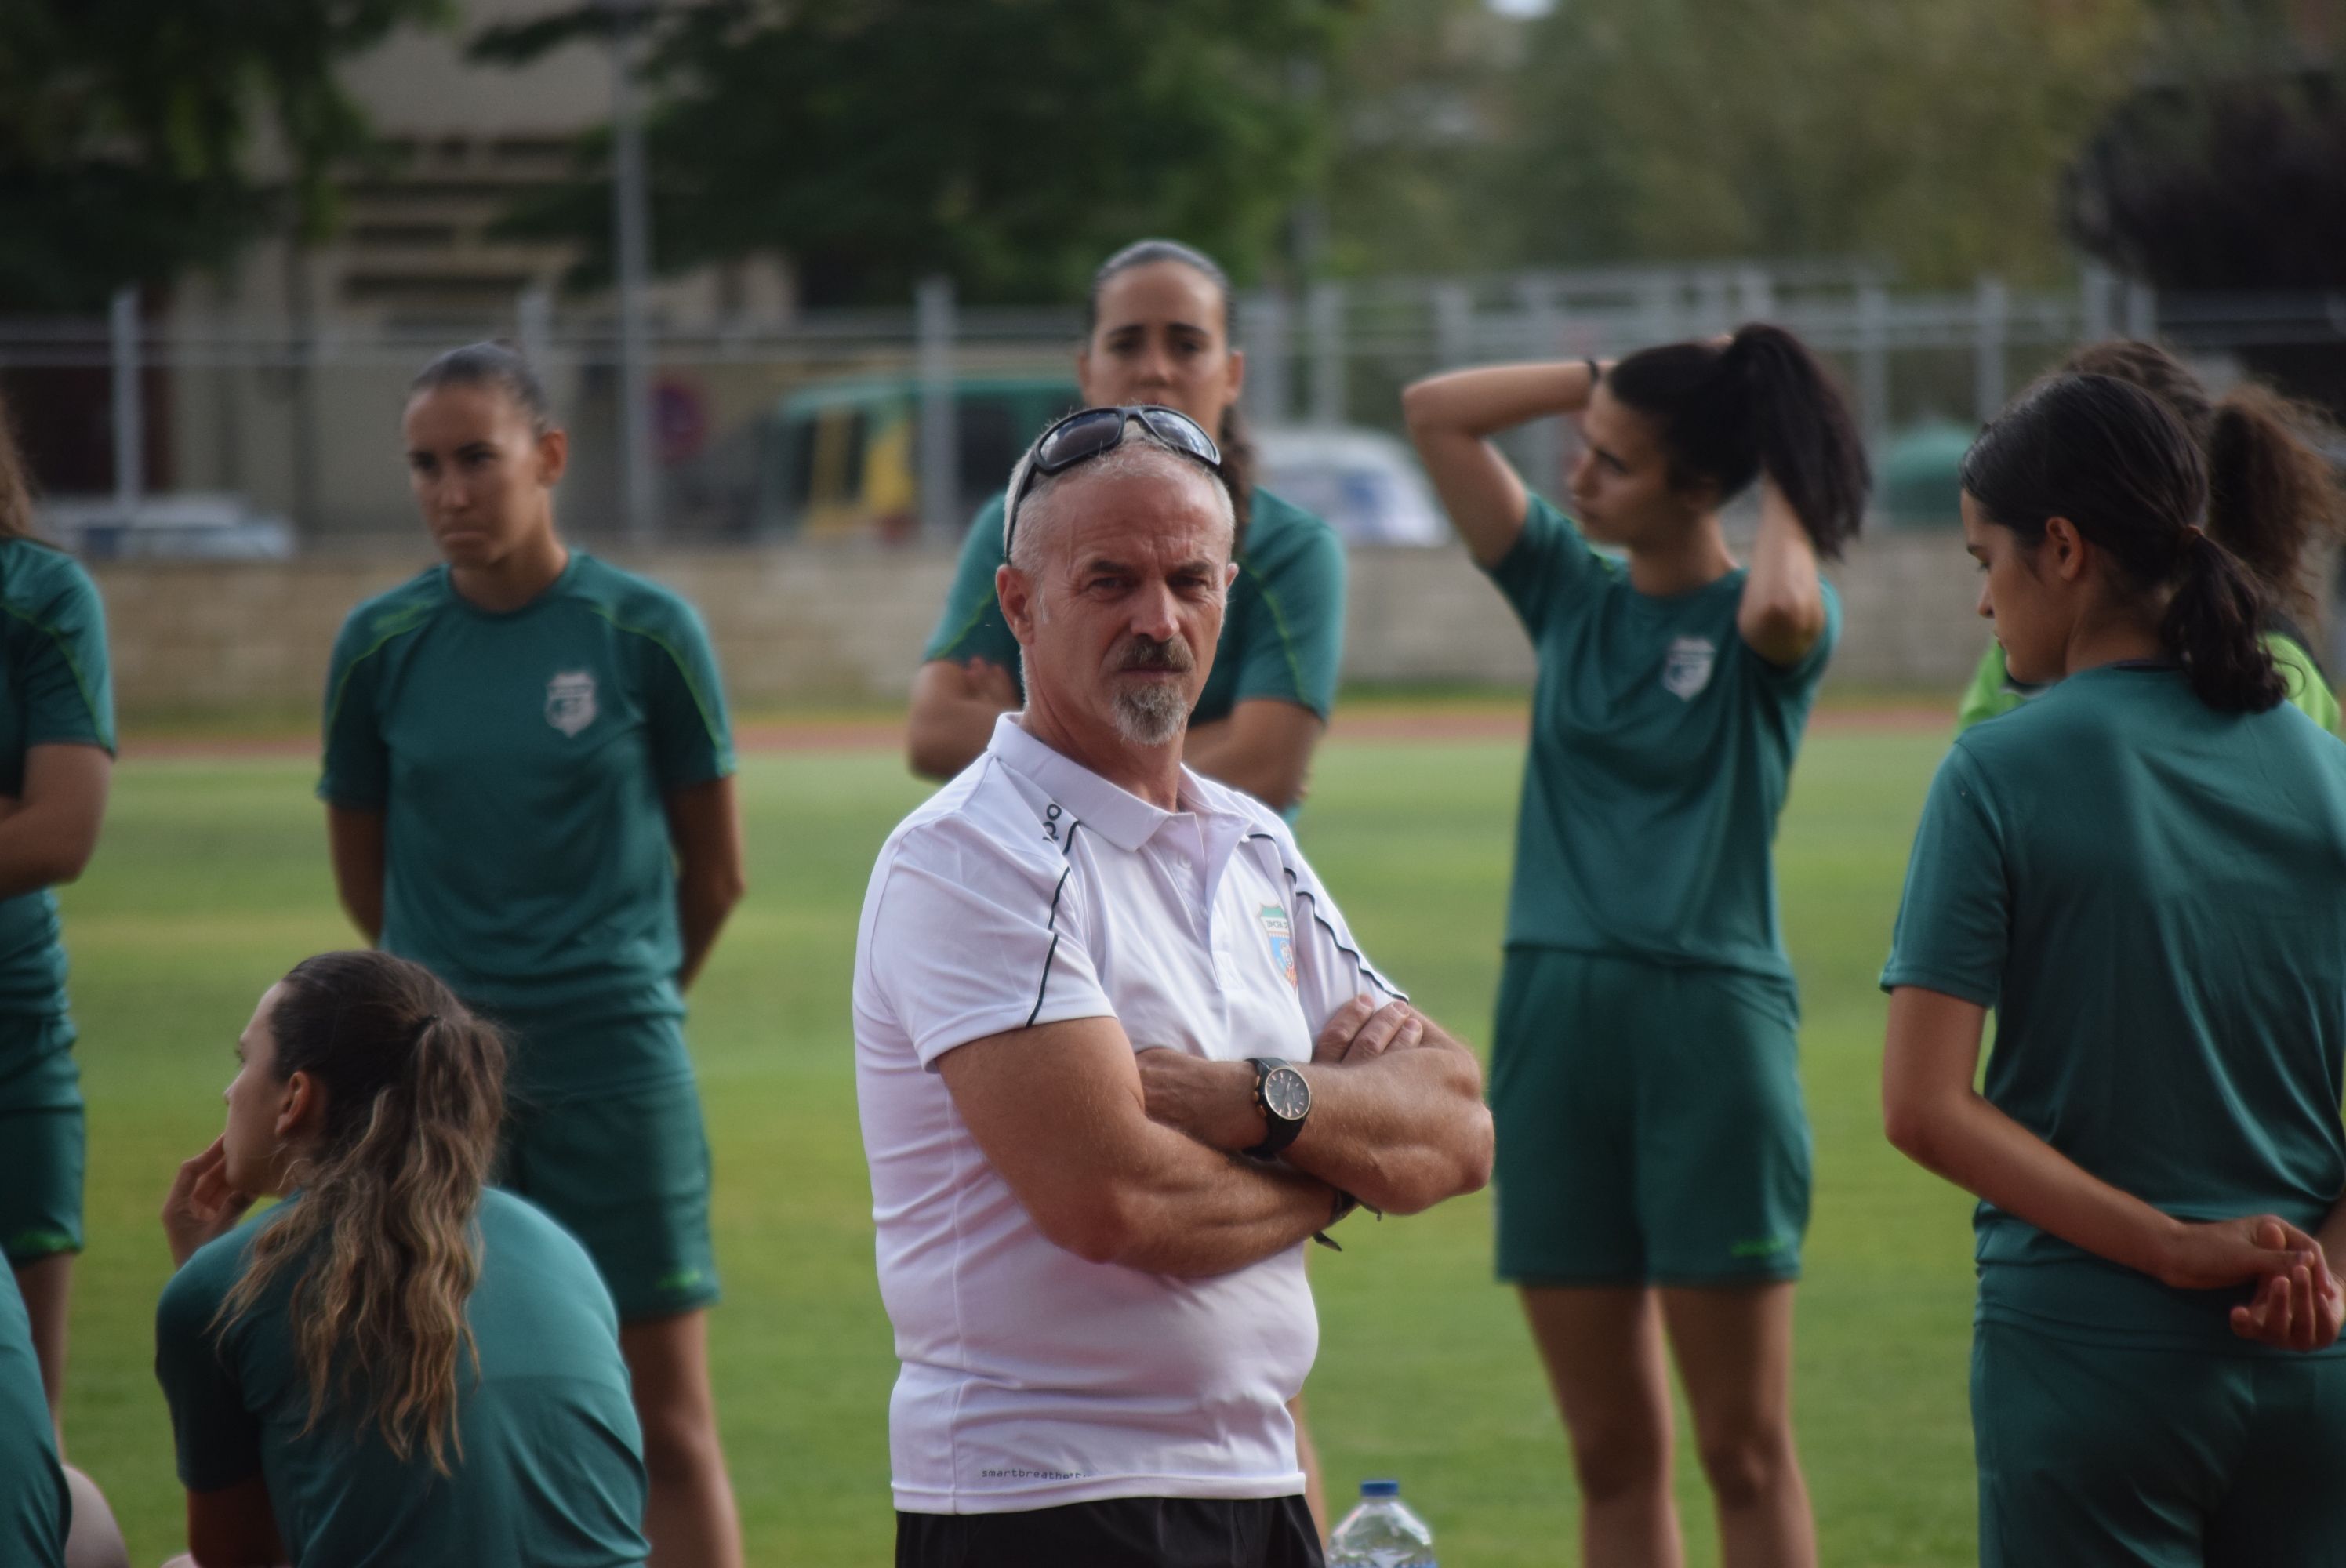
{"left": 1360, "top": 1479, "right": 1400, "bottom": 1497}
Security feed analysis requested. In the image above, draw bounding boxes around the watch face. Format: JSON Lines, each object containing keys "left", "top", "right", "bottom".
{"left": 1263, "top": 1065, "right": 1310, "bottom": 1121}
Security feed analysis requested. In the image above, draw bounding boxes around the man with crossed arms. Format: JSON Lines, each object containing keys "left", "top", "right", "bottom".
{"left": 853, "top": 405, "right": 1494, "bottom": 1568}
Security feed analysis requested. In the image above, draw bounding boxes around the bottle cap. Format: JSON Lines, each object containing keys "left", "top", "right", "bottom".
{"left": 1360, "top": 1479, "right": 1400, "bottom": 1497}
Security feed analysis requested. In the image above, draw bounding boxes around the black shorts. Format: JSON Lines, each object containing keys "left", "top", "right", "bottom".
{"left": 895, "top": 1496, "right": 1323, "bottom": 1568}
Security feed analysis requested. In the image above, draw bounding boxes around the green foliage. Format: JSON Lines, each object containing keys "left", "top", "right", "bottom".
{"left": 475, "top": 0, "right": 1357, "bottom": 306}
{"left": 1504, "top": 0, "right": 2151, "bottom": 285}
{"left": 0, "top": 0, "right": 448, "bottom": 310}
{"left": 1317, "top": 0, "right": 1525, "bottom": 278}
{"left": 66, "top": 724, "right": 1996, "bottom": 1565}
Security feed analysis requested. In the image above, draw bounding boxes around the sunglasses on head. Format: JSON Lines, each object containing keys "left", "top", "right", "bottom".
{"left": 1003, "top": 405, "right": 1223, "bottom": 557}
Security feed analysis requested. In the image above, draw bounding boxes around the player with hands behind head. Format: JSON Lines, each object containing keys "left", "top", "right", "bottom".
{"left": 1404, "top": 324, "right": 1867, "bottom": 1568}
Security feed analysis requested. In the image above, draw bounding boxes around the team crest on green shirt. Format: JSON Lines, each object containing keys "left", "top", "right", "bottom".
{"left": 1663, "top": 636, "right": 1716, "bottom": 701}
{"left": 546, "top": 670, "right": 598, "bottom": 736}
{"left": 1260, "top": 903, "right": 1297, "bottom": 986}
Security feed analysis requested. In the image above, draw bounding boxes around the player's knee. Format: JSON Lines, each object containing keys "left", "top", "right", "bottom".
{"left": 1567, "top": 1418, "right": 1671, "bottom": 1504}
{"left": 1694, "top": 1421, "right": 1794, "bottom": 1511}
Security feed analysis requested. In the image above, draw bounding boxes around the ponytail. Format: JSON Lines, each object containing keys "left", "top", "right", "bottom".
{"left": 220, "top": 952, "right": 507, "bottom": 1475}
{"left": 1215, "top": 404, "right": 1256, "bottom": 550}
{"left": 2204, "top": 383, "right": 2346, "bottom": 621}
{"left": 1606, "top": 323, "right": 1870, "bottom": 559}
{"left": 1961, "top": 372, "right": 2284, "bottom": 715}
{"left": 2065, "top": 339, "right": 2345, "bottom": 620}
{"left": 0, "top": 390, "right": 38, "bottom": 543}
{"left": 2163, "top": 530, "right": 2290, "bottom": 713}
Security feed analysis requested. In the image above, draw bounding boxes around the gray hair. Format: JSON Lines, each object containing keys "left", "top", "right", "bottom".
{"left": 1002, "top": 420, "right": 1235, "bottom": 578}
{"left": 408, "top": 341, "right": 553, "bottom": 435}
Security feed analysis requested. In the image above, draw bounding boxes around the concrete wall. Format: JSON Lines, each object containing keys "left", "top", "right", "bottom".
{"left": 93, "top": 532, "right": 1995, "bottom": 719}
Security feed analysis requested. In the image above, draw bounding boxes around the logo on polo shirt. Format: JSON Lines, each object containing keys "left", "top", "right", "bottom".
{"left": 1663, "top": 636, "right": 1716, "bottom": 701}
{"left": 546, "top": 670, "right": 598, "bottom": 736}
{"left": 1261, "top": 904, "right": 1297, "bottom": 987}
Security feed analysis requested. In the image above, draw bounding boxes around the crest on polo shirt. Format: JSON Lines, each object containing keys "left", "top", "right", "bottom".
{"left": 1662, "top": 636, "right": 1716, "bottom": 701}
{"left": 546, "top": 670, "right": 598, "bottom": 736}
{"left": 1260, "top": 904, "right": 1298, "bottom": 987}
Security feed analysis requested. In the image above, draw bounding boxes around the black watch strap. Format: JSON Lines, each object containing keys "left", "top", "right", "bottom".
{"left": 1242, "top": 1057, "right": 1306, "bottom": 1160}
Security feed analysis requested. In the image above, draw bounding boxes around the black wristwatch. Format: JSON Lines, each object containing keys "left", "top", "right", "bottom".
{"left": 1242, "top": 1057, "right": 1311, "bottom": 1160}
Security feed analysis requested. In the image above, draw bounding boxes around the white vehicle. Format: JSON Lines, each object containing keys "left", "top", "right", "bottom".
{"left": 35, "top": 494, "right": 296, "bottom": 561}
{"left": 1252, "top": 426, "right": 1450, "bottom": 547}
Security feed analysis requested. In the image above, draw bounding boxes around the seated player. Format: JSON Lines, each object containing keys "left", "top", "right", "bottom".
{"left": 154, "top": 951, "right": 649, "bottom": 1568}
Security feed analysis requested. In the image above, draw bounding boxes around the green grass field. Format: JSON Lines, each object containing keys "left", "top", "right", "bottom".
{"left": 56, "top": 720, "right": 1986, "bottom": 1566}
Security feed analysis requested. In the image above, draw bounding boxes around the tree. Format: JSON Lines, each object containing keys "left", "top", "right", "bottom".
{"left": 473, "top": 0, "right": 1357, "bottom": 306}
{"left": 1502, "top": 0, "right": 2150, "bottom": 286}
{"left": 0, "top": 0, "right": 448, "bottom": 310}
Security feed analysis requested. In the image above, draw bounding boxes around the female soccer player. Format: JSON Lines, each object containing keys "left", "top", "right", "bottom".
{"left": 321, "top": 345, "right": 745, "bottom": 1565}
{"left": 1883, "top": 372, "right": 2346, "bottom": 1566}
{"left": 906, "top": 238, "right": 1346, "bottom": 815}
{"left": 1956, "top": 341, "right": 2342, "bottom": 735}
{"left": 155, "top": 951, "right": 648, "bottom": 1566}
{"left": 1404, "top": 327, "right": 1865, "bottom": 1567}
{"left": 0, "top": 394, "right": 113, "bottom": 1430}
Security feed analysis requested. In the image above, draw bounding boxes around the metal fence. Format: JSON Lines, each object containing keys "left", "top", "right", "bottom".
{"left": 4, "top": 261, "right": 2343, "bottom": 546}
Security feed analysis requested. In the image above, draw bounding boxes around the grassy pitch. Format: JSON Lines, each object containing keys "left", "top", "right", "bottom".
{"left": 58, "top": 722, "right": 1985, "bottom": 1566}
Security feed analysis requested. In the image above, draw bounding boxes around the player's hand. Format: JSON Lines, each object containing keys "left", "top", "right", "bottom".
{"left": 0, "top": 794, "right": 20, "bottom": 822}
{"left": 1135, "top": 1048, "right": 1263, "bottom": 1152}
{"left": 2155, "top": 1214, "right": 2323, "bottom": 1294}
{"left": 964, "top": 659, "right": 1018, "bottom": 709}
{"left": 1311, "top": 995, "right": 1424, "bottom": 1065}
{"left": 2228, "top": 1223, "right": 2346, "bottom": 1352}
{"left": 162, "top": 1135, "right": 255, "bottom": 1269}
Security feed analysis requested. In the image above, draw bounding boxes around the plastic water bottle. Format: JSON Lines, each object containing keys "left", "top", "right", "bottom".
{"left": 1327, "top": 1479, "right": 1436, "bottom": 1567}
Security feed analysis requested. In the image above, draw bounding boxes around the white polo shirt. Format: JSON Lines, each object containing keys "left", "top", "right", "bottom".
{"left": 853, "top": 714, "right": 1400, "bottom": 1515}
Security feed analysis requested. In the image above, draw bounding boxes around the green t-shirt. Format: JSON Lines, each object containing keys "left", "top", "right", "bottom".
{"left": 920, "top": 486, "right": 1348, "bottom": 724}
{"left": 1485, "top": 496, "right": 1839, "bottom": 993}
{"left": 0, "top": 540, "right": 113, "bottom": 1024}
{"left": 155, "top": 1189, "right": 649, "bottom": 1567}
{"left": 1884, "top": 664, "right": 2346, "bottom": 1352}
{"left": 1956, "top": 634, "right": 2342, "bottom": 736}
{"left": 319, "top": 555, "right": 733, "bottom": 1091}
{"left": 0, "top": 1265, "right": 66, "bottom": 1568}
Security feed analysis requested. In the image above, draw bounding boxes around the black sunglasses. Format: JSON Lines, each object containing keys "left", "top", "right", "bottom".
{"left": 1003, "top": 405, "right": 1224, "bottom": 557}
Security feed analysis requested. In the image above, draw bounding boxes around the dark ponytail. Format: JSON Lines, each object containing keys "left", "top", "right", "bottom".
{"left": 1959, "top": 372, "right": 2286, "bottom": 714}
{"left": 2204, "top": 383, "right": 2344, "bottom": 621}
{"left": 1604, "top": 322, "right": 1870, "bottom": 559}
{"left": 2064, "top": 340, "right": 2345, "bottom": 620}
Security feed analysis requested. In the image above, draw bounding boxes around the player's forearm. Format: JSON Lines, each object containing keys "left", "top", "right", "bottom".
{"left": 674, "top": 873, "right": 740, "bottom": 991}
{"left": 1738, "top": 477, "right": 1827, "bottom": 663}
{"left": 1180, "top": 721, "right": 1307, "bottom": 812}
{"left": 0, "top": 808, "right": 97, "bottom": 898}
{"left": 1886, "top": 1078, "right": 2181, "bottom": 1282}
{"left": 1401, "top": 361, "right": 1600, "bottom": 438}
{"left": 906, "top": 691, "right": 1010, "bottom": 781}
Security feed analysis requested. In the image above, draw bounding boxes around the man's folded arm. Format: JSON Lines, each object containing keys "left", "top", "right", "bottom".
{"left": 1135, "top": 999, "right": 1494, "bottom": 1217}
{"left": 936, "top": 1014, "right": 1338, "bottom": 1277}
{"left": 1284, "top": 1015, "right": 1493, "bottom": 1214}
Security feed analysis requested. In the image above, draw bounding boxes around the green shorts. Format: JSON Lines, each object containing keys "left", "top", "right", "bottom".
{"left": 1491, "top": 949, "right": 1809, "bottom": 1287}
{"left": 494, "top": 1013, "right": 718, "bottom": 1323}
{"left": 0, "top": 1016, "right": 82, "bottom": 1265}
{"left": 1974, "top": 1319, "right": 2346, "bottom": 1566}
